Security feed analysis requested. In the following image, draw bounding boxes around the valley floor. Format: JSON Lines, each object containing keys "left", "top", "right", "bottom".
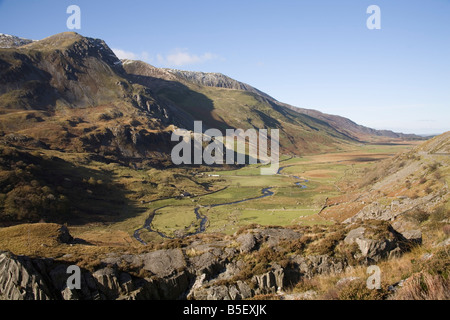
{"left": 70, "top": 142, "right": 415, "bottom": 246}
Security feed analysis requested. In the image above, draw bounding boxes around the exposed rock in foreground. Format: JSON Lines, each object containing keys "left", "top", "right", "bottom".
{"left": 0, "top": 222, "right": 420, "bottom": 300}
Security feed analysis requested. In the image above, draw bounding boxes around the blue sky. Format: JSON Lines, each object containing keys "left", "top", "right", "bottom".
{"left": 0, "top": 0, "right": 449, "bottom": 135}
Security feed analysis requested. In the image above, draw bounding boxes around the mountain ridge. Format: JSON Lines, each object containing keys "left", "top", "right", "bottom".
{"left": 124, "top": 60, "right": 423, "bottom": 142}
{"left": 0, "top": 32, "right": 424, "bottom": 162}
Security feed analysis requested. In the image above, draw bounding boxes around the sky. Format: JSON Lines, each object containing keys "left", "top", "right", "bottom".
{"left": 0, "top": 0, "right": 449, "bottom": 135}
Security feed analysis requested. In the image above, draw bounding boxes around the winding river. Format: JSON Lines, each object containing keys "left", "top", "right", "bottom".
{"left": 134, "top": 166, "right": 308, "bottom": 244}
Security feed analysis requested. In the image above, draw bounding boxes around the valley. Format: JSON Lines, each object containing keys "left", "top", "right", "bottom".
{"left": 0, "top": 31, "right": 448, "bottom": 301}
{"left": 67, "top": 142, "right": 414, "bottom": 246}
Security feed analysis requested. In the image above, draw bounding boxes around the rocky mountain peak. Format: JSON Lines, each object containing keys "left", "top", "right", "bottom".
{"left": 0, "top": 33, "right": 34, "bottom": 48}
{"left": 164, "top": 68, "right": 275, "bottom": 100}
{"left": 22, "top": 32, "right": 122, "bottom": 68}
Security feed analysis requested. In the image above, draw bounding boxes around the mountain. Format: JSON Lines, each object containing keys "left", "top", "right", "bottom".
{"left": 0, "top": 33, "right": 34, "bottom": 48}
{"left": 164, "top": 68, "right": 275, "bottom": 100}
{"left": 0, "top": 31, "right": 422, "bottom": 162}
{"left": 164, "top": 71, "right": 423, "bottom": 142}
{"left": 0, "top": 32, "right": 185, "bottom": 161}
{"left": 124, "top": 61, "right": 423, "bottom": 143}
{"left": 281, "top": 105, "right": 423, "bottom": 142}
{"left": 123, "top": 60, "right": 358, "bottom": 155}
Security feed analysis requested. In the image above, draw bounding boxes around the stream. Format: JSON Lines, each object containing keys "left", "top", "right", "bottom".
{"left": 134, "top": 166, "right": 308, "bottom": 244}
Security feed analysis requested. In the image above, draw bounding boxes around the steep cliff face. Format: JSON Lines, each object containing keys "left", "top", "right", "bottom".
{"left": 0, "top": 252, "right": 55, "bottom": 300}
{"left": 0, "top": 223, "right": 417, "bottom": 300}
{"left": 0, "top": 32, "right": 124, "bottom": 109}
{"left": 0, "top": 32, "right": 183, "bottom": 160}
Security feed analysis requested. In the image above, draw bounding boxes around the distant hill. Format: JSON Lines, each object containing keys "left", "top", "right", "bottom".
{"left": 0, "top": 33, "right": 34, "bottom": 48}
{"left": 281, "top": 105, "right": 424, "bottom": 142}
{"left": 414, "top": 131, "right": 450, "bottom": 154}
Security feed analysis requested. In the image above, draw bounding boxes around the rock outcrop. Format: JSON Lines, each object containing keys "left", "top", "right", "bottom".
{"left": 344, "top": 227, "right": 402, "bottom": 262}
{"left": 0, "top": 251, "right": 55, "bottom": 300}
{"left": 0, "top": 224, "right": 421, "bottom": 300}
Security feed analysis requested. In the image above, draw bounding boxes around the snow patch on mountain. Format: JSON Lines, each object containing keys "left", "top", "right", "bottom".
{"left": 0, "top": 33, "right": 34, "bottom": 48}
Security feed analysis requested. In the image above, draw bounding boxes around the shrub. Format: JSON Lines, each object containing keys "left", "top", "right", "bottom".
{"left": 235, "top": 224, "right": 260, "bottom": 235}
{"left": 406, "top": 209, "right": 430, "bottom": 224}
{"left": 421, "top": 248, "right": 450, "bottom": 279}
{"left": 0, "top": 193, "right": 5, "bottom": 208}
{"left": 323, "top": 279, "right": 387, "bottom": 300}
{"left": 294, "top": 277, "right": 318, "bottom": 293}
{"left": 282, "top": 235, "right": 313, "bottom": 254}
{"left": 393, "top": 273, "right": 450, "bottom": 300}
{"left": 428, "top": 162, "right": 440, "bottom": 172}
{"left": 430, "top": 206, "right": 449, "bottom": 222}
{"left": 443, "top": 225, "right": 450, "bottom": 236}
{"left": 308, "top": 229, "right": 346, "bottom": 256}
{"left": 405, "top": 180, "right": 412, "bottom": 189}
{"left": 2, "top": 185, "right": 69, "bottom": 221}
{"left": 434, "top": 171, "right": 442, "bottom": 180}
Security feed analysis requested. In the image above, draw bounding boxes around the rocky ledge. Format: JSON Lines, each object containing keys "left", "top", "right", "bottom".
{"left": 0, "top": 221, "right": 420, "bottom": 300}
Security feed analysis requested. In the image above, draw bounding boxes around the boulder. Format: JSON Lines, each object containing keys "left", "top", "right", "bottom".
{"left": 57, "top": 225, "right": 73, "bottom": 244}
{"left": 141, "top": 249, "right": 186, "bottom": 278}
{"left": 189, "top": 251, "right": 224, "bottom": 278}
{"left": 344, "top": 227, "right": 398, "bottom": 262}
{"left": 401, "top": 230, "right": 422, "bottom": 245}
{"left": 92, "top": 266, "right": 121, "bottom": 299}
{"left": 236, "top": 233, "right": 257, "bottom": 253}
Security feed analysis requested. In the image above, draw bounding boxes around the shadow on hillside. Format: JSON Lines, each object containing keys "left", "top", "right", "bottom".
{"left": 0, "top": 147, "right": 145, "bottom": 226}
{"left": 125, "top": 72, "right": 229, "bottom": 131}
{"left": 46, "top": 157, "right": 147, "bottom": 226}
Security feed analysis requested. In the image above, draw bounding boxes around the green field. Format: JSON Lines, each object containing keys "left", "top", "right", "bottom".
{"left": 142, "top": 145, "right": 411, "bottom": 238}
{"left": 71, "top": 143, "right": 413, "bottom": 243}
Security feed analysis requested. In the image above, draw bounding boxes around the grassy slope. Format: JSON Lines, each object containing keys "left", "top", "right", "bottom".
{"left": 0, "top": 145, "right": 215, "bottom": 226}
{"left": 320, "top": 134, "right": 450, "bottom": 222}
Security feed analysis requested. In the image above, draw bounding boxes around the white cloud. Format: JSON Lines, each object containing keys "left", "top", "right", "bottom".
{"left": 157, "top": 49, "right": 219, "bottom": 67}
{"left": 112, "top": 48, "right": 151, "bottom": 62}
{"left": 112, "top": 48, "right": 137, "bottom": 60}
{"left": 112, "top": 48, "right": 220, "bottom": 67}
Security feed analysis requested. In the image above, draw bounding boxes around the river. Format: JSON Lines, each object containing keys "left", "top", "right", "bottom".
{"left": 134, "top": 166, "right": 308, "bottom": 244}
